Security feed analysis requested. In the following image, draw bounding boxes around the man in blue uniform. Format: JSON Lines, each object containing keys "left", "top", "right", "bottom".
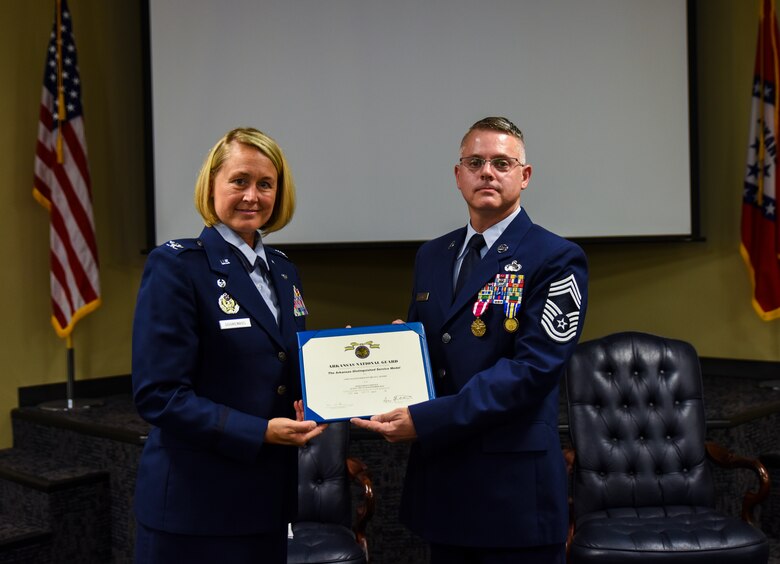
{"left": 352, "top": 116, "right": 588, "bottom": 563}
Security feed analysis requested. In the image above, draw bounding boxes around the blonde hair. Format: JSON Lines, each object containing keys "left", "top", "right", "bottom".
{"left": 194, "top": 127, "right": 296, "bottom": 235}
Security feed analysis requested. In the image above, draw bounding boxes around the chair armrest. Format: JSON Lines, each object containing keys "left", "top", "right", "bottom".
{"left": 563, "top": 447, "right": 576, "bottom": 562}
{"left": 347, "top": 456, "right": 375, "bottom": 561}
{"left": 705, "top": 441, "right": 771, "bottom": 526}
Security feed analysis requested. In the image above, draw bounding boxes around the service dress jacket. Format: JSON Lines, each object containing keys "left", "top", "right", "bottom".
{"left": 402, "top": 209, "right": 588, "bottom": 548}
{"left": 132, "top": 226, "right": 306, "bottom": 536}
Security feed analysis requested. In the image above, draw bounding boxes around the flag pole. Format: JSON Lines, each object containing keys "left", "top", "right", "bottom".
{"left": 40, "top": 332, "right": 102, "bottom": 411}
{"left": 66, "top": 335, "right": 74, "bottom": 410}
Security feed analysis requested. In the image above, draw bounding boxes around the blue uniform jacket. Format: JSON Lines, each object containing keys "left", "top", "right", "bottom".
{"left": 132, "top": 226, "right": 306, "bottom": 535}
{"left": 402, "top": 209, "right": 588, "bottom": 547}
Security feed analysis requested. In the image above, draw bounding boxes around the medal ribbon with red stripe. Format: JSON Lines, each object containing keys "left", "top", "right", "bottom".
{"left": 473, "top": 283, "right": 494, "bottom": 319}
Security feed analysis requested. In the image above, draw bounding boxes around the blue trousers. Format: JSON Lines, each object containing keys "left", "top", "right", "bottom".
{"left": 134, "top": 521, "right": 287, "bottom": 564}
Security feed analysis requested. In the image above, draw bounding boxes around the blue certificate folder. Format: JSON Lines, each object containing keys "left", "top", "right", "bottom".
{"left": 297, "top": 322, "right": 435, "bottom": 423}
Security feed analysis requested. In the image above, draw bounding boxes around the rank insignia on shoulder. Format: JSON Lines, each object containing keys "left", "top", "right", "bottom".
{"left": 165, "top": 240, "right": 183, "bottom": 250}
{"left": 541, "top": 274, "right": 582, "bottom": 343}
{"left": 268, "top": 247, "right": 288, "bottom": 259}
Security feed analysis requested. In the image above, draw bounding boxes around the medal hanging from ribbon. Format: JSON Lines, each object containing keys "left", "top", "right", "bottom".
{"left": 471, "top": 284, "right": 494, "bottom": 337}
{"left": 503, "top": 275, "right": 524, "bottom": 333}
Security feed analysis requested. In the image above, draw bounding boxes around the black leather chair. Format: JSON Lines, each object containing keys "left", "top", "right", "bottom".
{"left": 288, "top": 422, "right": 374, "bottom": 564}
{"left": 564, "top": 332, "right": 771, "bottom": 563}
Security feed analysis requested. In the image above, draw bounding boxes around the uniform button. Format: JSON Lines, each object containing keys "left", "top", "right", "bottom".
{"left": 442, "top": 333, "right": 451, "bottom": 344}
{"left": 276, "top": 385, "right": 288, "bottom": 396}
{"left": 277, "top": 351, "right": 287, "bottom": 362}
{"left": 437, "top": 368, "right": 446, "bottom": 379}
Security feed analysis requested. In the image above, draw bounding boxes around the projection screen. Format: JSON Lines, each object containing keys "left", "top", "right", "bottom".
{"left": 145, "top": 0, "right": 695, "bottom": 246}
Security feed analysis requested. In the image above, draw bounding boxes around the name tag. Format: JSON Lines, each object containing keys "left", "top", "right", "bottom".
{"left": 220, "top": 318, "right": 251, "bottom": 330}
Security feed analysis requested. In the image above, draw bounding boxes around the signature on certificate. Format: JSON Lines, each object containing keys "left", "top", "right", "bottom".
{"left": 384, "top": 394, "right": 413, "bottom": 404}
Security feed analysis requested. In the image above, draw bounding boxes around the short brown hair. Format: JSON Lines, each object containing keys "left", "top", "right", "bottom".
{"left": 460, "top": 116, "right": 524, "bottom": 148}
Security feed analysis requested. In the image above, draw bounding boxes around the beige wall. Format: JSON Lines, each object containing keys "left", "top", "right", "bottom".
{"left": 0, "top": 0, "right": 777, "bottom": 449}
{"left": 0, "top": 0, "right": 147, "bottom": 451}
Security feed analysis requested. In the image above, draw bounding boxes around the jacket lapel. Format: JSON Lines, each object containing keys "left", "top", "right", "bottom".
{"left": 433, "top": 229, "right": 466, "bottom": 316}
{"left": 446, "top": 210, "right": 534, "bottom": 323}
{"left": 267, "top": 253, "right": 299, "bottom": 347}
{"left": 199, "top": 227, "right": 286, "bottom": 349}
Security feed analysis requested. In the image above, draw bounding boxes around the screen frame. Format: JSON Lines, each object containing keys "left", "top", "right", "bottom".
{"left": 140, "top": 0, "right": 701, "bottom": 251}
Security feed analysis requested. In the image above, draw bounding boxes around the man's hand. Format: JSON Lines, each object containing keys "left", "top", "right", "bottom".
{"left": 351, "top": 407, "right": 417, "bottom": 443}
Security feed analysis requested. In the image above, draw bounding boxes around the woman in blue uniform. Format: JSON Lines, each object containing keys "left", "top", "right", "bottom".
{"left": 132, "top": 127, "right": 325, "bottom": 563}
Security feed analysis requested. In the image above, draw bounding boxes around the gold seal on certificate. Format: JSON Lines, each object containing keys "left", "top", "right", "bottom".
{"left": 297, "top": 323, "right": 435, "bottom": 422}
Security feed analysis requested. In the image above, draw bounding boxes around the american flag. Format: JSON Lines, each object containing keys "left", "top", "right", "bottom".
{"left": 33, "top": 0, "right": 100, "bottom": 339}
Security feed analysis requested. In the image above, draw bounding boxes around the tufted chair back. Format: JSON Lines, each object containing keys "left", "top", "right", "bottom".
{"left": 296, "top": 421, "right": 351, "bottom": 528}
{"left": 564, "top": 332, "right": 770, "bottom": 564}
{"left": 567, "top": 331, "right": 714, "bottom": 516}
{"left": 288, "top": 421, "right": 373, "bottom": 564}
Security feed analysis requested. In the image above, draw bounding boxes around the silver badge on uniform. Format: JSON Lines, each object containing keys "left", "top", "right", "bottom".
{"left": 497, "top": 243, "right": 509, "bottom": 253}
{"left": 504, "top": 260, "right": 521, "bottom": 272}
{"left": 218, "top": 293, "right": 240, "bottom": 314}
{"left": 166, "top": 240, "right": 183, "bottom": 250}
{"left": 220, "top": 258, "right": 230, "bottom": 265}
{"left": 217, "top": 278, "right": 226, "bottom": 288}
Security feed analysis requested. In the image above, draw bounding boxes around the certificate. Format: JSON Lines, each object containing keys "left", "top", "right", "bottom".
{"left": 297, "top": 322, "right": 435, "bottom": 422}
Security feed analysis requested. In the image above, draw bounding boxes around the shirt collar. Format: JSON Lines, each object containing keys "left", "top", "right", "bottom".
{"left": 214, "top": 223, "right": 269, "bottom": 272}
{"left": 459, "top": 206, "right": 521, "bottom": 259}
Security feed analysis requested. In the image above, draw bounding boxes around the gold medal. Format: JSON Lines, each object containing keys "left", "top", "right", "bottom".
{"left": 471, "top": 318, "right": 487, "bottom": 337}
{"left": 503, "top": 317, "right": 519, "bottom": 333}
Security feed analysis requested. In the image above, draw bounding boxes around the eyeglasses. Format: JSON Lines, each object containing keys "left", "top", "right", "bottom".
{"left": 458, "top": 157, "right": 524, "bottom": 173}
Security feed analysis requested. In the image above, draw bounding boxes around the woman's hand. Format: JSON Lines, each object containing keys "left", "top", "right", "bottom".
{"left": 294, "top": 399, "right": 306, "bottom": 421}
{"left": 264, "top": 400, "right": 328, "bottom": 446}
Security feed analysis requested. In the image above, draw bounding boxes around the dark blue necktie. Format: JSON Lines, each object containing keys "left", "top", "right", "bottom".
{"left": 455, "top": 233, "right": 485, "bottom": 296}
{"left": 254, "top": 256, "right": 270, "bottom": 279}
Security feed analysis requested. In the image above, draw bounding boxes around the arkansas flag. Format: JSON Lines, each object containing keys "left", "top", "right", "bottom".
{"left": 741, "top": 0, "right": 780, "bottom": 321}
{"left": 33, "top": 0, "right": 101, "bottom": 338}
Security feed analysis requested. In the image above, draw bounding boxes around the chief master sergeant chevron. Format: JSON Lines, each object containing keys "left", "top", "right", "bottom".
{"left": 352, "top": 116, "right": 588, "bottom": 564}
